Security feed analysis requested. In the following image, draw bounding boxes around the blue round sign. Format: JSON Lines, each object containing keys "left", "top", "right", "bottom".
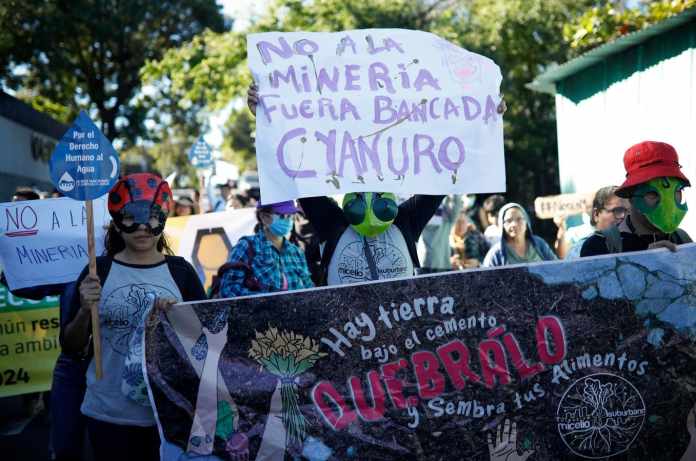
{"left": 49, "top": 111, "right": 120, "bottom": 201}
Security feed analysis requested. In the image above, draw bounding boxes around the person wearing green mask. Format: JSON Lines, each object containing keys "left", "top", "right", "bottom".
{"left": 298, "top": 192, "right": 444, "bottom": 285}
{"left": 581, "top": 141, "right": 692, "bottom": 256}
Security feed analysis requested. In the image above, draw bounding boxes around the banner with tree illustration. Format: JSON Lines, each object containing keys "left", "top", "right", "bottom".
{"left": 145, "top": 245, "right": 696, "bottom": 460}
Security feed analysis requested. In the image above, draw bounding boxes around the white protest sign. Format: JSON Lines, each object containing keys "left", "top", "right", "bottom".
{"left": 165, "top": 207, "right": 257, "bottom": 289}
{"left": 248, "top": 29, "right": 505, "bottom": 203}
{"left": 0, "top": 196, "right": 110, "bottom": 290}
{"left": 534, "top": 192, "right": 594, "bottom": 219}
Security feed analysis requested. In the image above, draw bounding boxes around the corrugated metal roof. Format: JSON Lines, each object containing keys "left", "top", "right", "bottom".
{"left": 528, "top": 7, "right": 696, "bottom": 94}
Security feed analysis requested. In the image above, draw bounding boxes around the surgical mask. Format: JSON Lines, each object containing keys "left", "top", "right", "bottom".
{"left": 630, "top": 177, "right": 688, "bottom": 234}
{"left": 268, "top": 215, "right": 293, "bottom": 237}
{"left": 342, "top": 192, "right": 397, "bottom": 237}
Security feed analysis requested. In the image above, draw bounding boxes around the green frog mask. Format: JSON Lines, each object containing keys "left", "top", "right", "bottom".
{"left": 342, "top": 192, "right": 398, "bottom": 237}
{"left": 630, "top": 177, "right": 688, "bottom": 234}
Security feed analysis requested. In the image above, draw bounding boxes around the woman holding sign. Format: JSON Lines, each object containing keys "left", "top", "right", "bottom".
{"left": 61, "top": 173, "right": 206, "bottom": 461}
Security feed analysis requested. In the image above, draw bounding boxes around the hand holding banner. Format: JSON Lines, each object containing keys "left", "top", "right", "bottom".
{"left": 248, "top": 29, "right": 505, "bottom": 203}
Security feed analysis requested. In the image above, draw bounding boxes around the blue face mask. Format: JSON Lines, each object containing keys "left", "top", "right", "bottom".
{"left": 268, "top": 215, "right": 293, "bottom": 237}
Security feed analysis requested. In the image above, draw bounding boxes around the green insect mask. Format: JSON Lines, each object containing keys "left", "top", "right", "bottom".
{"left": 342, "top": 192, "right": 398, "bottom": 237}
{"left": 631, "top": 177, "right": 688, "bottom": 234}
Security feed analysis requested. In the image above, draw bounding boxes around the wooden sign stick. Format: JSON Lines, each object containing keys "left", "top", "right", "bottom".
{"left": 86, "top": 199, "right": 103, "bottom": 380}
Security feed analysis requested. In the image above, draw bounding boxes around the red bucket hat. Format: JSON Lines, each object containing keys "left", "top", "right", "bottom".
{"left": 615, "top": 141, "right": 691, "bottom": 198}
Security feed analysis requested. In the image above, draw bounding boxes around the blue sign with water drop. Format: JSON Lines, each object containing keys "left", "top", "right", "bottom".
{"left": 49, "top": 111, "right": 120, "bottom": 201}
{"left": 188, "top": 136, "right": 213, "bottom": 169}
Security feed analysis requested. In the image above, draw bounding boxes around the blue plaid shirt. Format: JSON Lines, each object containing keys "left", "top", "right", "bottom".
{"left": 219, "top": 230, "right": 314, "bottom": 298}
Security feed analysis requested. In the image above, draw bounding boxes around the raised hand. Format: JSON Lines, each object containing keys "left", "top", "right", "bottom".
{"left": 488, "top": 419, "right": 534, "bottom": 461}
{"left": 248, "top": 82, "right": 258, "bottom": 116}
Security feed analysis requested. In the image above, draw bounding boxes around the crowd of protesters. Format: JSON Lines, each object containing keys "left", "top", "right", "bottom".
{"left": 0, "top": 87, "right": 692, "bottom": 461}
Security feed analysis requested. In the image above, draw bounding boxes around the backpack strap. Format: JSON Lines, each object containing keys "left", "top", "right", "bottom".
{"left": 95, "top": 256, "right": 113, "bottom": 285}
{"left": 596, "top": 225, "right": 623, "bottom": 254}
{"left": 210, "top": 236, "right": 262, "bottom": 298}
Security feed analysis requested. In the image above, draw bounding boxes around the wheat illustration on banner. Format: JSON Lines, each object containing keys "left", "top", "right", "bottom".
{"left": 248, "top": 327, "right": 326, "bottom": 449}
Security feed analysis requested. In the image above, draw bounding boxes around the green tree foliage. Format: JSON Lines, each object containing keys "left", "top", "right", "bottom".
{"left": 564, "top": 0, "right": 696, "bottom": 53}
{"left": 0, "top": 0, "right": 226, "bottom": 145}
{"left": 143, "top": 0, "right": 599, "bottom": 218}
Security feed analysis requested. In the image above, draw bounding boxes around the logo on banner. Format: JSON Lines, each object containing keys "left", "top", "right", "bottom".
{"left": 556, "top": 373, "right": 646, "bottom": 459}
{"left": 58, "top": 172, "right": 76, "bottom": 192}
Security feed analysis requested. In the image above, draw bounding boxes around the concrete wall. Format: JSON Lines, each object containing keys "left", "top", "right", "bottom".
{"left": 0, "top": 116, "right": 56, "bottom": 200}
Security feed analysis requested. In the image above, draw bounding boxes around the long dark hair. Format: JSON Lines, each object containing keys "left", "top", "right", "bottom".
{"left": 104, "top": 222, "right": 173, "bottom": 256}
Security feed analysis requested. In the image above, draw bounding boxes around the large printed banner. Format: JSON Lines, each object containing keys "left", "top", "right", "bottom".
{"left": 248, "top": 29, "right": 505, "bottom": 203}
{"left": 164, "top": 208, "right": 257, "bottom": 289}
{"left": 0, "top": 196, "right": 109, "bottom": 290}
{"left": 0, "top": 285, "right": 60, "bottom": 397}
{"left": 146, "top": 245, "right": 696, "bottom": 460}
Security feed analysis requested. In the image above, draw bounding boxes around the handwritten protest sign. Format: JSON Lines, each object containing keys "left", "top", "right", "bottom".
{"left": 146, "top": 245, "right": 696, "bottom": 460}
{"left": 247, "top": 30, "right": 505, "bottom": 203}
{"left": 0, "top": 196, "right": 109, "bottom": 290}
{"left": 164, "top": 208, "right": 257, "bottom": 288}
{"left": 0, "top": 286, "right": 60, "bottom": 397}
{"left": 534, "top": 192, "right": 593, "bottom": 219}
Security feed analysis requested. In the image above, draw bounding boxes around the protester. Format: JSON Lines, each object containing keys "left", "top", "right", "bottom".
{"left": 51, "top": 282, "right": 89, "bottom": 461}
{"left": 172, "top": 195, "right": 196, "bottom": 217}
{"left": 12, "top": 187, "right": 40, "bottom": 201}
{"left": 226, "top": 192, "right": 247, "bottom": 210}
{"left": 482, "top": 203, "right": 557, "bottom": 266}
{"left": 246, "top": 83, "right": 445, "bottom": 285}
{"left": 481, "top": 194, "right": 505, "bottom": 247}
{"left": 418, "top": 195, "right": 463, "bottom": 272}
{"left": 565, "top": 186, "right": 628, "bottom": 258}
{"left": 60, "top": 173, "right": 205, "bottom": 461}
{"left": 581, "top": 141, "right": 691, "bottom": 256}
{"left": 212, "top": 182, "right": 233, "bottom": 212}
{"left": 450, "top": 210, "right": 490, "bottom": 269}
{"left": 290, "top": 202, "right": 323, "bottom": 286}
{"left": 216, "top": 200, "right": 314, "bottom": 298}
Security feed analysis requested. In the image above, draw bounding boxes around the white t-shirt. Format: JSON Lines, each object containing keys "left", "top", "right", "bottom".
{"left": 81, "top": 259, "right": 183, "bottom": 426}
{"left": 327, "top": 226, "right": 413, "bottom": 285}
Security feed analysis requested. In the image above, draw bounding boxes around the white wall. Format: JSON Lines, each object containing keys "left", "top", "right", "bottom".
{"left": 0, "top": 116, "right": 53, "bottom": 183}
{"left": 556, "top": 47, "right": 696, "bottom": 235}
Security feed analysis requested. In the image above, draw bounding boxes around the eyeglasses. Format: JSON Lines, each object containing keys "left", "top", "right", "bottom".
{"left": 602, "top": 206, "right": 627, "bottom": 218}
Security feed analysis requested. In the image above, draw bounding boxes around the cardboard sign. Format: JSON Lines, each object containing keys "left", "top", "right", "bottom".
{"left": 0, "top": 196, "right": 110, "bottom": 290}
{"left": 248, "top": 29, "right": 505, "bottom": 203}
{"left": 534, "top": 192, "right": 593, "bottom": 219}
{"left": 146, "top": 245, "right": 696, "bottom": 460}
{"left": 49, "top": 111, "right": 120, "bottom": 200}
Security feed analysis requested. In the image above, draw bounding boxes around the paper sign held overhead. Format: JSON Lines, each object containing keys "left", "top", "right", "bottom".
{"left": 188, "top": 136, "right": 213, "bottom": 169}
{"left": 49, "top": 111, "right": 120, "bottom": 200}
{"left": 247, "top": 29, "right": 506, "bottom": 203}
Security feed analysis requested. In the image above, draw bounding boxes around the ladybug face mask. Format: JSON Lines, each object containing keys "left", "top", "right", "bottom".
{"left": 108, "top": 173, "right": 172, "bottom": 235}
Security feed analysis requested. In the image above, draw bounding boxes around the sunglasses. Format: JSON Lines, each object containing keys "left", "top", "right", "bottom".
{"left": 344, "top": 193, "right": 398, "bottom": 225}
